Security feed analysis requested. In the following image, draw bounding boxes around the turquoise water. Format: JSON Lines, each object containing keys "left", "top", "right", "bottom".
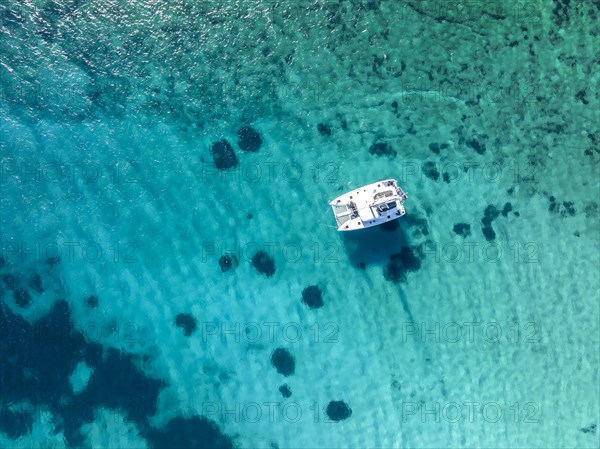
{"left": 1, "top": 1, "right": 599, "bottom": 448}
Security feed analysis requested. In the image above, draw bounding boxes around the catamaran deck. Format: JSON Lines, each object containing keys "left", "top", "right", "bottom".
{"left": 329, "top": 179, "right": 408, "bottom": 231}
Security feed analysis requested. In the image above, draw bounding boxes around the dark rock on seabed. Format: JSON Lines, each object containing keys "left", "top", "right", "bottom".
{"left": 369, "top": 142, "right": 396, "bottom": 158}
{"left": 251, "top": 250, "right": 276, "bottom": 277}
{"left": 301, "top": 285, "right": 324, "bottom": 309}
{"left": 175, "top": 312, "right": 197, "bottom": 337}
{"left": 237, "top": 126, "right": 263, "bottom": 152}
{"left": 326, "top": 400, "right": 352, "bottom": 421}
{"left": 210, "top": 139, "right": 238, "bottom": 170}
{"left": 271, "top": 348, "right": 295, "bottom": 376}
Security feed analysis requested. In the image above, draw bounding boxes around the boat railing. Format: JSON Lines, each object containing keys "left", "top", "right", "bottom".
{"left": 395, "top": 186, "right": 408, "bottom": 200}
{"left": 385, "top": 179, "right": 406, "bottom": 199}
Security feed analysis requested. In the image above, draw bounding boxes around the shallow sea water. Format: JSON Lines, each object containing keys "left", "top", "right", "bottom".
{"left": 0, "top": 1, "right": 599, "bottom": 448}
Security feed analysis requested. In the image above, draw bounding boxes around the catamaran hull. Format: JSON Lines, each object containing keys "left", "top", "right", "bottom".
{"left": 329, "top": 179, "right": 407, "bottom": 231}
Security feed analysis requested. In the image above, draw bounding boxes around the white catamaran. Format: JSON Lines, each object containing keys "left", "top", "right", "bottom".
{"left": 329, "top": 179, "right": 408, "bottom": 231}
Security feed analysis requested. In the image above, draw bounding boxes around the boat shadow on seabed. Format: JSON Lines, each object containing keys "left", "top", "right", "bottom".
{"left": 339, "top": 218, "right": 413, "bottom": 267}
{"left": 338, "top": 218, "right": 424, "bottom": 324}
